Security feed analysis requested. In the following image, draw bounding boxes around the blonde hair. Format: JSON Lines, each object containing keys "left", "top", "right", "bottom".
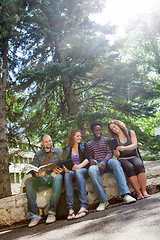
{"left": 67, "top": 129, "right": 81, "bottom": 148}
{"left": 108, "top": 120, "right": 128, "bottom": 138}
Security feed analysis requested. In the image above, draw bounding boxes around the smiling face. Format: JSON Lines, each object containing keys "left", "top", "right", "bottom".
{"left": 109, "top": 123, "right": 121, "bottom": 135}
{"left": 73, "top": 131, "right": 82, "bottom": 144}
{"left": 93, "top": 125, "right": 102, "bottom": 139}
{"left": 41, "top": 135, "right": 53, "bottom": 152}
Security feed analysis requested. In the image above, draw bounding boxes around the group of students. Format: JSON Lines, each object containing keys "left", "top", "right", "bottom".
{"left": 26, "top": 120, "right": 150, "bottom": 227}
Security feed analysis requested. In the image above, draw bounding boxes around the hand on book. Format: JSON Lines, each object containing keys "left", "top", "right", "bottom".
{"left": 63, "top": 166, "right": 70, "bottom": 173}
{"left": 53, "top": 167, "right": 63, "bottom": 174}
{"left": 34, "top": 171, "right": 45, "bottom": 178}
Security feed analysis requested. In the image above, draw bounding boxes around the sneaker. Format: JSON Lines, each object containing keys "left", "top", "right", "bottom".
{"left": 123, "top": 195, "right": 136, "bottom": 204}
{"left": 96, "top": 201, "right": 109, "bottom": 211}
{"left": 46, "top": 214, "right": 56, "bottom": 224}
{"left": 28, "top": 218, "right": 41, "bottom": 228}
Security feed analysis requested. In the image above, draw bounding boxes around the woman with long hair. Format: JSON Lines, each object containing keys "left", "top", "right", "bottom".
{"left": 63, "top": 129, "right": 90, "bottom": 220}
{"left": 108, "top": 120, "right": 150, "bottom": 200}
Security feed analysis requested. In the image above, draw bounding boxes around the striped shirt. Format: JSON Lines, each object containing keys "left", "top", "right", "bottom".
{"left": 87, "top": 136, "right": 113, "bottom": 163}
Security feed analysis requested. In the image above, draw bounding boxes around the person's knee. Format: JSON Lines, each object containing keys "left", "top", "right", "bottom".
{"left": 108, "top": 158, "right": 120, "bottom": 169}
{"left": 88, "top": 165, "right": 99, "bottom": 177}
{"left": 64, "top": 172, "right": 72, "bottom": 181}
{"left": 25, "top": 178, "right": 36, "bottom": 190}
{"left": 135, "top": 164, "right": 145, "bottom": 175}
{"left": 126, "top": 165, "right": 135, "bottom": 177}
{"left": 54, "top": 174, "right": 63, "bottom": 182}
{"left": 75, "top": 168, "right": 83, "bottom": 177}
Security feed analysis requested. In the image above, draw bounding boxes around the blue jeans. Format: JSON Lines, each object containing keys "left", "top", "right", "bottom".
{"left": 88, "top": 159, "right": 130, "bottom": 203}
{"left": 26, "top": 174, "right": 63, "bottom": 215}
{"left": 64, "top": 168, "right": 88, "bottom": 210}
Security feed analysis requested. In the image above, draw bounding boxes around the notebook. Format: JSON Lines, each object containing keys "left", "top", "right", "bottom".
{"left": 108, "top": 138, "right": 118, "bottom": 151}
{"left": 62, "top": 159, "right": 74, "bottom": 171}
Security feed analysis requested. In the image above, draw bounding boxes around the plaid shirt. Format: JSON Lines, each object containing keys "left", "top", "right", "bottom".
{"left": 87, "top": 136, "right": 113, "bottom": 163}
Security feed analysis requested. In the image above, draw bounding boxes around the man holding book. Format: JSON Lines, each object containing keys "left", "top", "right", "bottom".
{"left": 26, "top": 134, "right": 63, "bottom": 227}
{"left": 87, "top": 122, "right": 136, "bottom": 211}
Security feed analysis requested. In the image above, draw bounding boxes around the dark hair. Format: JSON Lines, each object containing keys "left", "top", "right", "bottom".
{"left": 90, "top": 122, "right": 102, "bottom": 132}
{"left": 67, "top": 129, "right": 81, "bottom": 148}
{"left": 41, "top": 134, "right": 51, "bottom": 142}
{"left": 108, "top": 120, "right": 128, "bottom": 138}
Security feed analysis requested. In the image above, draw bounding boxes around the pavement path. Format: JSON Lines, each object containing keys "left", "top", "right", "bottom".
{"left": 0, "top": 192, "right": 160, "bottom": 240}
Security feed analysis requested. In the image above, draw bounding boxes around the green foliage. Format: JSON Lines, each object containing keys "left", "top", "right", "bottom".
{"left": 2, "top": 0, "right": 160, "bottom": 159}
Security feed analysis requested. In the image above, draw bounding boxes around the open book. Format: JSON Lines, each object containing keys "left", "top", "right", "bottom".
{"left": 26, "top": 163, "right": 58, "bottom": 175}
{"left": 108, "top": 138, "right": 118, "bottom": 152}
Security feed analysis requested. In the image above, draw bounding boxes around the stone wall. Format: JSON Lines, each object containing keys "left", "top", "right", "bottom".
{"left": 0, "top": 160, "right": 160, "bottom": 227}
{"left": 0, "top": 194, "right": 29, "bottom": 227}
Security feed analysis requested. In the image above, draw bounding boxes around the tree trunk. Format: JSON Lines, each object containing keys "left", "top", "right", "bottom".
{"left": 55, "top": 40, "right": 80, "bottom": 116}
{"left": 0, "top": 46, "right": 12, "bottom": 198}
{"left": 62, "top": 76, "right": 80, "bottom": 116}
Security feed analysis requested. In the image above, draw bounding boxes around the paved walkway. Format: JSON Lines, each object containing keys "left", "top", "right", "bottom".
{"left": 0, "top": 192, "right": 160, "bottom": 240}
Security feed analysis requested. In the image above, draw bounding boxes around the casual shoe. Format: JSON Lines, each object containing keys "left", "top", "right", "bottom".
{"left": 46, "top": 214, "right": 56, "bottom": 224}
{"left": 137, "top": 195, "right": 144, "bottom": 200}
{"left": 143, "top": 193, "right": 151, "bottom": 198}
{"left": 123, "top": 195, "right": 136, "bottom": 204}
{"left": 67, "top": 210, "right": 75, "bottom": 220}
{"left": 96, "top": 201, "right": 109, "bottom": 211}
{"left": 28, "top": 218, "right": 41, "bottom": 227}
{"left": 75, "top": 209, "right": 88, "bottom": 219}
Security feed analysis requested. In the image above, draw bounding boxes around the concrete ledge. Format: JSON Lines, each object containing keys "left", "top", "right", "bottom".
{"left": 0, "top": 160, "right": 160, "bottom": 227}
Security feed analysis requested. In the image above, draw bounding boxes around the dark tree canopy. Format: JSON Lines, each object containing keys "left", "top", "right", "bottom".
{"left": 0, "top": 0, "right": 160, "bottom": 198}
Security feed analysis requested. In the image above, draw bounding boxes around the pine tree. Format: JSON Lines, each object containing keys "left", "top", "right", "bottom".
{"left": 0, "top": 0, "right": 33, "bottom": 197}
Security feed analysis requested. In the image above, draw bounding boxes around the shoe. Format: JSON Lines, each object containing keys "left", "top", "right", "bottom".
{"left": 96, "top": 201, "right": 109, "bottom": 211}
{"left": 123, "top": 195, "right": 136, "bottom": 204}
{"left": 137, "top": 195, "right": 144, "bottom": 200}
{"left": 143, "top": 193, "right": 151, "bottom": 198}
{"left": 75, "top": 209, "right": 88, "bottom": 219}
{"left": 46, "top": 214, "right": 56, "bottom": 224}
{"left": 28, "top": 218, "right": 41, "bottom": 227}
{"left": 67, "top": 210, "right": 75, "bottom": 220}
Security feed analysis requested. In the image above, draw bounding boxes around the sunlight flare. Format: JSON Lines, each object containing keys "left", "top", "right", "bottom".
{"left": 90, "top": 0, "right": 159, "bottom": 25}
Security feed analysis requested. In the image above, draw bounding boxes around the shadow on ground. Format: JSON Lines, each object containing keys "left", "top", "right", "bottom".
{"left": 0, "top": 193, "right": 160, "bottom": 240}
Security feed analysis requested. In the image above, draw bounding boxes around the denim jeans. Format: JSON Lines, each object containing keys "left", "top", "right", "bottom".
{"left": 88, "top": 159, "right": 130, "bottom": 203}
{"left": 26, "top": 174, "right": 63, "bottom": 215}
{"left": 64, "top": 168, "right": 88, "bottom": 210}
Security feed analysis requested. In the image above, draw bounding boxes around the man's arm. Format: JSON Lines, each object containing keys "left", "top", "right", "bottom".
{"left": 98, "top": 139, "right": 113, "bottom": 170}
{"left": 87, "top": 142, "right": 98, "bottom": 165}
{"left": 103, "top": 142, "right": 113, "bottom": 163}
{"left": 31, "top": 151, "right": 48, "bottom": 177}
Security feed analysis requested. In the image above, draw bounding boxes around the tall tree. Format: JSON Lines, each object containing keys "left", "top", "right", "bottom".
{"left": 14, "top": 0, "right": 110, "bottom": 138}
{"left": 12, "top": 0, "right": 158, "bottom": 146}
{"left": 0, "top": 0, "right": 17, "bottom": 197}
{"left": 0, "top": 0, "right": 33, "bottom": 197}
{"left": 7, "top": 0, "right": 160, "bottom": 156}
